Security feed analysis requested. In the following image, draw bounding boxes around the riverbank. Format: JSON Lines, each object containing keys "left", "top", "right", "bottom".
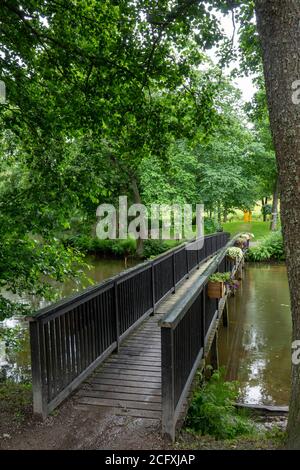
{"left": 0, "top": 391, "right": 285, "bottom": 450}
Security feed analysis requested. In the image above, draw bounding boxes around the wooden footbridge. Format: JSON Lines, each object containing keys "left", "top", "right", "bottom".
{"left": 28, "top": 232, "right": 244, "bottom": 440}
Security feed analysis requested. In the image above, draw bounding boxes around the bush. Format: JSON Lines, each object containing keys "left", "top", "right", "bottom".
{"left": 246, "top": 231, "right": 285, "bottom": 261}
{"left": 261, "top": 204, "right": 272, "bottom": 217}
{"left": 110, "top": 238, "right": 136, "bottom": 257}
{"left": 143, "top": 239, "right": 171, "bottom": 259}
{"left": 186, "top": 369, "right": 255, "bottom": 440}
{"left": 0, "top": 296, "right": 30, "bottom": 321}
{"left": 64, "top": 235, "right": 137, "bottom": 257}
{"left": 204, "top": 218, "right": 220, "bottom": 234}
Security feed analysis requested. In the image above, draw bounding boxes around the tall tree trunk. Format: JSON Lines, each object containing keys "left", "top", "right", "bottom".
{"left": 270, "top": 178, "right": 280, "bottom": 231}
{"left": 217, "top": 204, "right": 221, "bottom": 225}
{"left": 223, "top": 209, "right": 228, "bottom": 223}
{"left": 255, "top": 0, "right": 300, "bottom": 449}
{"left": 131, "top": 177, "right": 144, "bottom": 257}
{"left": 262, "top": 198, "right": 267, "bottom": 221}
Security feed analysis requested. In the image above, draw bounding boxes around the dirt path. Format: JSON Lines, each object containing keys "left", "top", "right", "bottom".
{"left": 0, "top": 397, "right": 171, "bottom": 450}
{"left": 0, "top": 396, "right": 284, "bottom": 450}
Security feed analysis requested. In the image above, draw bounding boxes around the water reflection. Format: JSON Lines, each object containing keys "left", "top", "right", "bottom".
{"left": 218, "top": 263, "right": 291, "bottom": 406}
{"left": 0, "top": 256, "right": 138, "bottom": 383}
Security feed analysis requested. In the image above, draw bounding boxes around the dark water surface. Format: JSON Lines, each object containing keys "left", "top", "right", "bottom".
{"left": 218, "top": 263, "right": 291, "bottom": 406}
{"left": 0, "top": 256, "right": 138, "bottom": 382}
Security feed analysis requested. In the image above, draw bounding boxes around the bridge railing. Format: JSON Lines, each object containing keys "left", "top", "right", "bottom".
{"left": 160, "top": 235, "right": 240, "bottom": 440}
{"left": 28, "top": 231, "right": 229, "bottom": 418}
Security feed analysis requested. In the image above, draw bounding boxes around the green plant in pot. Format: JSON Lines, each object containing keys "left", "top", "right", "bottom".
{"left": 208, "top": 272, "right": 239, "bottom": 299}
{"left": 208, "top": 272, "right": 229, "bottom": 299}
{"left": 226, "top": 247, "right": 243, "bottom": 263}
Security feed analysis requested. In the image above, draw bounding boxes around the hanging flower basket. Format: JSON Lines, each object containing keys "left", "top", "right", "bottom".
{"left": 226, "top": 247, "right": 243, "bottom": 263}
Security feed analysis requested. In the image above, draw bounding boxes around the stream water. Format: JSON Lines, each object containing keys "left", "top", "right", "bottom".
{"left": 0, "top": 260, "right": 292, "bottom": 406}
{"left": 218, "top": 262, "right": 291, "bottom": 406}
{"left": 0, "top": 256, "right": 138, "bottom": 383}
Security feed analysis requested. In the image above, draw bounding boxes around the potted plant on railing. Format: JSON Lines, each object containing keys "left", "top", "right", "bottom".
{"left": 234, "top": 236, "right": 248, "bottom": 249}
{"left": 243, "top": 232, "right": 254, "bottom": 249}
{"left": 225, "top": 276, "right": 240, "bottom": 293}
{"left": 207, "top": 272, "right": 228, "bottom": 299}
{"left": 226, "top": 246, "right": 243, "bottom": 263}
{"left": 208, "top": 272, "right": 240, "bottom": 299}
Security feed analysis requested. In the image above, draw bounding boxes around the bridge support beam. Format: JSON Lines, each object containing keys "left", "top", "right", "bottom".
{"left": 210, "top": 332, "right": 219, "bottom": 371}
{"left": 223, "top": 300, "right": 229, "bottom": 327}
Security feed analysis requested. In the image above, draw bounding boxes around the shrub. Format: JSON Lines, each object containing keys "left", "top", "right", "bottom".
{"left": 110, "top": 238, "right": 136, "bottom": 257}
{"left": 204, "top": 218, "right": 219, "bottom": 234}
{"left": 64, "top": 235, "right": 137, "bottom": 257}
{"left": 143, "top": 239, "right": 171, "bottom": 259}
{"left": 261, "top": 204, "right": 272, "bottom": 217}
{"left": 247, "top": 231, "right": 285, "bottom": 261}
{"left": 186, "top": 369, "right": 255, "bottom": 440}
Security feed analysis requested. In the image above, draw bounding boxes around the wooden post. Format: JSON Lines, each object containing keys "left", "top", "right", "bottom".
{"left": 210, "top": 332, "right": 219, "bottom": 371}
{"left": 172, "top": 252, "right": 176, "bottom": 294}
{"left": 151, "top": 263, "right": 156, "bottom": 315}
{"left": 223, "top": 299, "right": 229, "bottom": 327}
{"left": 161, "top": 327, "right": 175, "bottom": 441}
{"left": 30, "top": 320, "right": 47, "bottom": 418}
{"left": 186, "top": 247, "right": 189, "bottom": 279}
{"left": 201, "top": 288, "right": 206, "bottom": 348}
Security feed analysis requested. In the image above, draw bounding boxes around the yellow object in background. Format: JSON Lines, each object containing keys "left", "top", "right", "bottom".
{"left": 243, "top": 211, "right": 252, "bottom": 222}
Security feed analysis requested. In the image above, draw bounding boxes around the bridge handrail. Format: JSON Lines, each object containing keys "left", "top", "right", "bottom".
{"left": 27, "top": 232, "right": 228, "bottom": 321}
{"left": 160, "top": 233, "right": 244, "bottom": 440}
{"left": 28, "top": 231, "right": 230, "bottom": 418}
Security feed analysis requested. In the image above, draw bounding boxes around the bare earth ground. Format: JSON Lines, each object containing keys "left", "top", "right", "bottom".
{"left": 0, "top": 395, "right": 284, "bottom": 450}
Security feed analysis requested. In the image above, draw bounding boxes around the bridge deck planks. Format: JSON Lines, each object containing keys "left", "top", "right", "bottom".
{"left": 75, "top": 314, "right": 163, "bottom": 420}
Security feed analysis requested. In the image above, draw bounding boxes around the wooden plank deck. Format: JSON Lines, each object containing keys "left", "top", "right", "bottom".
{"left": 76, "top": 314, "right": 163, "bottom": 420}
{"left": 75, "top": 255, "right": 218, "bottom": 422}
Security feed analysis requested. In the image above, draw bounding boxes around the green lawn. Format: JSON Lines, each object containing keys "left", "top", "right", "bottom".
{"left": 222, "top": 221, "right": 273, "bottom": 240}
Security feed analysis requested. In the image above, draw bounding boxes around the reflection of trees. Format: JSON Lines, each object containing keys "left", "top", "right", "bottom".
{"left": 218, "top": 264, "right": 291, "bottom": 405}
{"left": 0, "top": 326, "right": 31, "bottom": 383}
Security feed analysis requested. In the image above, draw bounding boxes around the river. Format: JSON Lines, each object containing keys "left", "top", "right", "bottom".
{"left": 218, "top": 262, "right": 291, "bottom": 406}
{"left": 0, "top": 256, "right": 138, "bottom": 382}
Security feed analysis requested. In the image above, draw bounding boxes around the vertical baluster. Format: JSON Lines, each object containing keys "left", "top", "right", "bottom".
{"left": 114, "top": 281, "right": 120, "bottom": 350}
{"left": 49, "top": 319, "right": 57, "bottom": 399}
{"left": 54, "top": 316, "right": 62, "bottom": 392}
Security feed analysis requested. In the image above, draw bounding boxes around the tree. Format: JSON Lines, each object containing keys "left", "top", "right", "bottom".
{"left": 254, "top": 0, "right": 300, "bottom": 449}
{"left": 246, "top": 85, "right": 278, "bottom": 226}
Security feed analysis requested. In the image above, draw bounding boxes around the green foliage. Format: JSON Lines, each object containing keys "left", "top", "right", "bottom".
{"left": 209, "top": 272, "right": 231, "bottom": 283}
{"left": 227, "top": 247, "right": 243, "bottom": 261}
{"left": 204, "top": 218, "right": 220, "bottom": 234}
{"left": 110, "top": 238, "right": 136, "bottom": 257}
{"left": 186, "top": 369, "right": 255, "bottom": 440}
{"left": 0, "top": 1, "right": 279, "bottom": 319}
{"left": 0, "top": 381, "right": 32, "bottom": 417}
{"left": 0, "top": 296, "right": 30, "bottom": 322}
{"left": 65, "top": 235, "right": 136, "bottom": 258}
{"left": 261, "top": 204, "right": 272, "bottom": 217}
{"left": 0, "top": 325, "right": 25, "bottom": 351}
{"left": 247, "top": 231, "right": 285, "bottom": 261}
{"left": 143, "top": 240, "right": 172, "bottom": 259}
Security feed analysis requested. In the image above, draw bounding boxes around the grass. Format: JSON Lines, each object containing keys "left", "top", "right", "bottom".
{"left": 222, "top": 221, "right": 273, "bottom": 241}
{"left": 0, "top": 381, "right": 32, "bottom": 424}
